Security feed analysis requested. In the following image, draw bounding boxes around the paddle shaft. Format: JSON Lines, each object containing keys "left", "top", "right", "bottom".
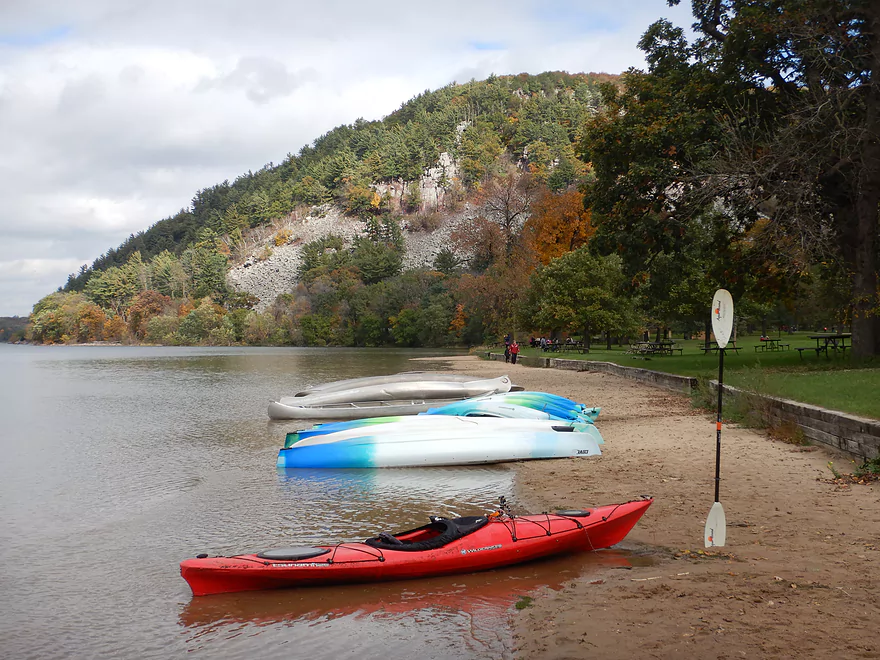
{"left": 714, "top": 347, "right": 724, "bottom": 502}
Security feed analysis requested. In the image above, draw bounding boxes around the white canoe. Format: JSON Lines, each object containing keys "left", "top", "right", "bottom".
{"left": 290, "top": 372, "right": 482, "bottom": 397}
{"left": 269, "top": 375, "right": 514, "bottom": 420}
{"left": 268, "top": 396, "right": 476, "bottom": 421}
{"left": 276, "top": 416, "right": 603, "bottom": 469}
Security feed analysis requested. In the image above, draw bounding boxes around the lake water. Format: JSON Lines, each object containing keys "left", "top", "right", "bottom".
{"left": 0, "top": 345, "right": 626, "bottom": 659}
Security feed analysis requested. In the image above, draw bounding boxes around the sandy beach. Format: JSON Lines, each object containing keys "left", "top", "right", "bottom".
{"left": 426, "top": 355, "right": 880, "bottom": 659}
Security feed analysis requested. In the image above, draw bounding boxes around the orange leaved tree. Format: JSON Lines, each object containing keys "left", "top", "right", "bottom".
{"left": 523, "top": 189, "right": 595, "bottom": 265}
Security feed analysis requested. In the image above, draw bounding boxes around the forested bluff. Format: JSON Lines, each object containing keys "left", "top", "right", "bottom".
{"left": 26, "top": 72, "right": 616, "bottom": 348}
{"left": 20, "top": 2, "right": 880, "bottom": 359}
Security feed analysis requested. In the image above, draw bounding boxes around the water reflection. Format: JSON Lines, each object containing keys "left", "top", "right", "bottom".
{"left": 179, "top": 551, "right": 633, "bottom": 660}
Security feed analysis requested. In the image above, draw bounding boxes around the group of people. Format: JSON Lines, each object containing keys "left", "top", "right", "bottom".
{"left": 529, "top": 336, "right": 575, "bottom": 350}
{"left": 503, "top": 334, "right": 520, "bottom": 364}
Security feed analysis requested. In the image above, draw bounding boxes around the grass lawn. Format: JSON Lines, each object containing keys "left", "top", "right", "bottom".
{"left": 513, "top": 332, "right": 880, "bottom": 420}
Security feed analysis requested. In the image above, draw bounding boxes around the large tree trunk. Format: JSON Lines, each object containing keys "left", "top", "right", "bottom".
{"left": 851, "top": 188, "right": 879, "bottom": 358}
{"left": 851, "top": 8, "right": 880, "bottom": 358}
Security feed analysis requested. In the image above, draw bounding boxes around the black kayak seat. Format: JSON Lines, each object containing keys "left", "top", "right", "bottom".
{"left": 365, "top": 515, "right": 489, "bottom": 551}
{"left": 256, "top": 547, "right": 331, "bottom": 561}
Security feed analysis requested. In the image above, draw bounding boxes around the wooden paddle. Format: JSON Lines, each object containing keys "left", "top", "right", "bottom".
{"left": 705, "top": 289, "right": 733, "bottom": 548}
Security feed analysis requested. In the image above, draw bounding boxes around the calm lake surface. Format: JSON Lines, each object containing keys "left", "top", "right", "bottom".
{"left": 0, "top": 345, "right": 624, "bottom": 659}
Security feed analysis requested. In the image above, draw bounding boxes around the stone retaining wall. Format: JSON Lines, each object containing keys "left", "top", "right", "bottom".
{"left": 718, "top": 384, "right": 880, "bottom": 461}
{"left": 485, "top": 352, "right": 697, "bottom": 394}
{"left": 486, "top": 351, "right": 880, "bottom": 461}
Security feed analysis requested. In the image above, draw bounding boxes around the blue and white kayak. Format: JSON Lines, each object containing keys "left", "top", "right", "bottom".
{"left": 282, "top": 393, "right": 603, "bottom": 445}
{"left": 428, "top": 392, "right": 600, "bottom": 423}
{"left": 277, "top": 416, "right": 603, "bottom": 469}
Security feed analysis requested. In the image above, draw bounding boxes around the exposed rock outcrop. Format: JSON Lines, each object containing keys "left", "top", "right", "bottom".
{"left": 227, "top": 152, "right": 474, "bottom": 311}
{"left": 227, "top": 204, "right": 475, "bottom": 311}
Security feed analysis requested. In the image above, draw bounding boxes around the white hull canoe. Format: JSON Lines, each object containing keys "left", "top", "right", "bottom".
{"left": 269, "top": 375, "right": 514, "bottom": 420}
{"left": 269, "top": 396, "right": 477, "bottom": 420}
{"left": 291, "top": 372, "right": 484, "bottom": 397}
{"left": 277, "top": 416, "right": 603, "bottom": 469}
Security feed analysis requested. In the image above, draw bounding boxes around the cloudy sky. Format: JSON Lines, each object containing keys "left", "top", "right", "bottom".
{"left": 0, "top": 0, "right": 694, "bottom": 316}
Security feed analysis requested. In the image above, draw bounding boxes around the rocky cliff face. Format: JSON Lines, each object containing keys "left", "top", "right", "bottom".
{"left": 227, "top": 152, "right": 473, "bottom": 310}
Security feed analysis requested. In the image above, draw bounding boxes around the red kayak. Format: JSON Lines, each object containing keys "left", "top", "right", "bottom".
{"left": 181, "top": 497, "right": 652, "bottom": 596}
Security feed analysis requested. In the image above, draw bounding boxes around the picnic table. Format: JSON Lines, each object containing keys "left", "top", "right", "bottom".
{"left": 755, "top": 337, "right": 790, "bottom": 352}
{"left": 800, "top": 333, "right": 851, "bottom": 358}
{"left": 701, "top": 341, "right": 741, "bottom": 354}
{"left": 541, "top": 341, "right": 564, "bottom": 352}
{"left": 538, "top": 340, "right": 588, "bottom": 353}
{"left": 628, "top": 340, "right": 682, "bottom": 357}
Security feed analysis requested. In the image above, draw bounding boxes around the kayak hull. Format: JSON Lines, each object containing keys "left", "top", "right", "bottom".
{"left": 277, "top": 417, "right": 603, "bottom": 468}
{"left": 269, "top": 397, "right": 466, "bottom": 421}
{"left": 425, "top": 392, "right": 600, "bottom": 423}
{"left": 471, "top": 392, "right": 601, "bottom": 423}
{"left": 180, "top": 498, "right": 652, "bottom": 596}
{"left": 278, "top": 375, "right": 513, "bottom": 407}
{"left": 291, "top": 372, "right": 482, "bottom": 397}
{"left": 269, "top": 375, "right": 515, "bottom": 420}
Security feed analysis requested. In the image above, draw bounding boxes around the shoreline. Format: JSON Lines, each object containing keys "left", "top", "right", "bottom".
{"left": 426, "top": 355, "right": 879, "bottom": 659}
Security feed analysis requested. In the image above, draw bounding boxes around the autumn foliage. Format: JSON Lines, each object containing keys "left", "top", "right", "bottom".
{"left": 128, "top": 290, "right": 172, "bottom": 339}
{"left": 523, "top": 189, "right": 594, "bottom": 265}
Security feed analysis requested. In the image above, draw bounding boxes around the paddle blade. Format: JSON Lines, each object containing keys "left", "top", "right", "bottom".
{"left": 704, "top": 502, "right": 727, "bottom": 548}
{"left": 711, "top": 289, "right": 734, "bottom": 348}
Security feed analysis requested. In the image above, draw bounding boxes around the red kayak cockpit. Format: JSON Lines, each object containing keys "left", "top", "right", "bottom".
{"left": 364, "top": 515, "right": 489, "bottom": 551}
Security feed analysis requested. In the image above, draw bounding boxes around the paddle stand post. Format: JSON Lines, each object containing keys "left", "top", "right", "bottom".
{"left": 714, "top": 347, "right": 723, "bottom": 503}
{"left": 705, "top": 289, "right": 732, "bottom": 548}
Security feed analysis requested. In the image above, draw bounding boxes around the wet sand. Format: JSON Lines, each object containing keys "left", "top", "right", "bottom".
{"left": 424, "top": 356, "right": 880, "bottom": 659}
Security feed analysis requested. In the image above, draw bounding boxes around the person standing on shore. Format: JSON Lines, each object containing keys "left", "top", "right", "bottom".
{"left": 510, "top": 340, "right": 520, "bottom": 364}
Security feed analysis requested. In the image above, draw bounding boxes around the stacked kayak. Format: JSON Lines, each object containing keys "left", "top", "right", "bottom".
{"left": 268, "top": 374, "right": 516, "bottom": 420}
{"left": 277, "top": 416, "right": 602, "bottom": 469}
{"left": 282, "top": 396, "right": 602, "bottom": 448}
{"left": 180, "top": 497, "right": 653, "bottom": 596}
{"left": 424, "top": 391, "right": 600, "bottom": 423}
{"left": 287, "top": 372, "right": 486, "bottom": 397}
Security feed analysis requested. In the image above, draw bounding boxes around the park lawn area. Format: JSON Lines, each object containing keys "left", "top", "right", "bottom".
{"left": 514, "top": 332, "right": 880, "bottom": 420}
{"left": 725, "top": 368, "right": 880, "bottom": 420}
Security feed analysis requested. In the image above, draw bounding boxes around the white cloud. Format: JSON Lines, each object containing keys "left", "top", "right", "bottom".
{"left": 0, "top": 0, "right": 696, "bottom": 316}
{"left": 0, "top": 258, "right": 85, "bottom": 316}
